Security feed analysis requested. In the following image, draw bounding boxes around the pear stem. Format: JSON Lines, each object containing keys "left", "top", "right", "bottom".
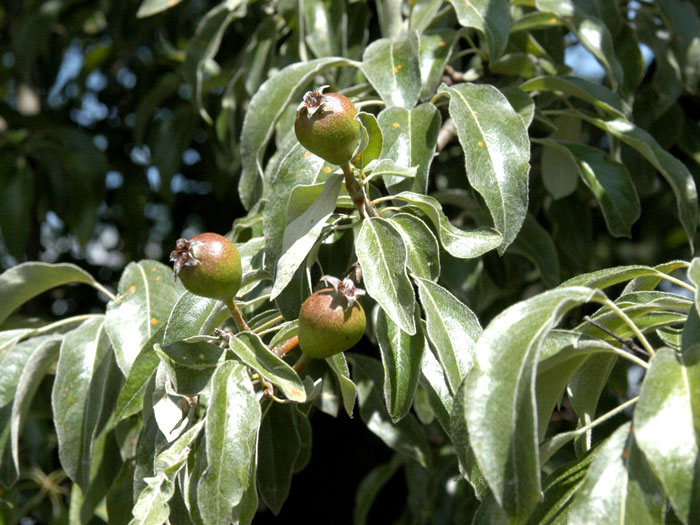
{"left": 341, "top": 162, "right": 378, "bottom": 218}
{"left": 272, "top": 335, "right": 300, "bottom": 358}
{"left": 225, "top": 298, "right": 250, "bottom": 332}
{"left": 292, "top": 352, "right": 314, "bottom": 374}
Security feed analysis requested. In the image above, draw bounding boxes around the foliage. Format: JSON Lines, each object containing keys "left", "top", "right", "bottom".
{"left": 2, "top": 0, "right": 700, "bottom": 523}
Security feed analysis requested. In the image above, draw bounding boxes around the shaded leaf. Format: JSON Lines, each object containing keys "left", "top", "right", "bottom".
{"left": 350, "top": 355, "right": 432, "bottom": 468}
{"left": 376, "top": 306, "right": 425, "bottom": 422}
{"left": 508, "top": 213, "right": 561, "bottom": 287}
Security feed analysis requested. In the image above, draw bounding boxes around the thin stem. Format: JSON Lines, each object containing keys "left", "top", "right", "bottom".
{"left": 583, "top": 315, "right": 648, "bottom": 356}
{"left": 370, "top": 195, "right": 395, "bottom": 206}
{"left": 574, "top": 396, "right": 639, "bottom": 437}
{"left": 603, "top": 299, "right": 656, "bottom": 356}
{"left": 235, "top": 293, "right": 271, "bottom": 310}
{"left": 256, "top": 325, "right": 285, "bottom": 337}
{"left": 224, "top": 298, "right": 250, "bottom": 332}
{"left": 341, "top": 162, "right": 378, "bottom": 218}
{"left": 253, "top": 314, "right": 285, "bottom": 335}
{"left": 654, "top": 271, "right": 697, "bottom": 293}
{"left": 272, "top": 335, "right": 300, "bottom": 358}
{"left": 33, "top": 314, "right": 104, "bottom": 336}
{"left": 355, "top": 99, "right": 386, "bottom": 110}
{"left": 378, "top": 206, "right": 402, "bottom": 217}
{"left": 292, "top": 352, "right": 313, "bottom": 374}
{"left": 91, "top": 281, "right": 117, "bottom": 302}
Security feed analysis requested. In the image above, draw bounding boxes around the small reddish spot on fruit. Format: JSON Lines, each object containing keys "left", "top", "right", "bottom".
{"left": 478, "top": 141, "right": 484, "bottom": 147}
{"left": 324, "top": 166, "right": 332, "bottom": 173}
{"left": 151, "top": 318, "right": 158, "bottom": 325}
{"left": 354, "top": 155, "right": 361, "bottom": 162}
{"left": 622, "top": 448, "right": 629, "bottom": 459}
{"left": 304, "top": 151, "right": 312, "bottom": 158}
{"left": 392, "top": 122, "right": 400, "bottom": 128}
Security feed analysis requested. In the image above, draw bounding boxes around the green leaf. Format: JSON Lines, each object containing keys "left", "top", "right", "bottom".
{"left": 565, "top": 422, "right": 666, "bottom": 525}
{"left": 0, "top": 156, "right": 34, "bottom": 258}
{"left": 361, "top": 31, "right": 421, "bottom": 109}
{"left": 0, "top": 262, "right": 101, "bottom": 326}
{"left": 356, "top": 217, "right": 416, "bottom": 335}
{"left": 500, "top": 86, "right": 535, "bottom": 129}
{"left": 419, "top": 348, "right": 453, "bottom": 434}
{"left": 350, "top": 355, "right": 432, "bottom": 468}
{"left": 520, "top": 76, "right": 629, "bottom": 118}
{"left": 303, "top": 0, "right": 345, "bottom": 58}
{"left": 535, "top": 0, "right": 624, "bottom": 90}
{"left": 511, "top": 10, "right": 564, "bottom": 33}
{"left": 263, "top": 141, "right": 328, "bottom": 271}
{"left": 390, "top": 192, "right": 502, "bottom": 258}
{"left": 184, "top": 1, "right": 246, "bottom": 123}
{"left": 198, "top": 361, "right": 260, "bottom": 525}
{"left": 464, "top": 286, "right": 604, "bottom": 522}
{"left": 257, "top": 403, "right": 302, "bottom": 514}
{"left": 419, "top": 29, "right": 458, "bottom": 100}
{"left": 105, "top": 261, "right": 184, "bottom": 375}
{"left": 538, "top": 139, "right": 640, "bottom": 238}
{"left": 414, "top": 277, "right": 481, "bottom": 394}
{"left": 507, "top": 213, "right": 561, "bottom": 288}
{"left": 634, "top": 347, "right": 700, "bottom": 524}
{"left": 689, "top": 259, "right": 700, "bottom": 314}
{"left": 270, "top": 173, "right": 343, "bottom": 299}
{"left": 377, "top": 103, "right": 441, "bottom": 193}
{"left": 227, "top": 332, "right": 306, "bottom": 402}
{"left": 239, "top": 57, "right": 353, "bottom": 209}
{"left": 353, "top": 455, "right": 404, "bottom": 525}
{"left": 562, "top": 262, "right": 683, "bottom": 290}
{"left": 0, "top": 330, "right": 48, "bottom": 406}
{"left": 114, "top": 327, "right": 164, "bottom": 422}
{"left": 136, "top": 0, "right": 183, "bottom": 18}
{"left": 156, "top": 338, "right": 224, "bottom": 396}
{"left": 163, "top": 292, "right": 220, "bottom": 345}
{"left": 658, "top": 0, "right": 700, "bottom": 93}
{"left": 438, "top": 83, "right": 530, "bottom": 253}
{"left": 564, "top": 110, "right": 698, "bottom": 247}
{"left": 445, "top": 0, "right": 511, "bottom": 59}
{"left": 376, "top": 306, "right": 425, "bottom": 422}
{"left": 409, "top": 0, "right": 443, "bottom": 32}
{"left": 326, "top": 353, "right": 356, "bottom": 417}
{"left": 52, "top": 318, "right": 115, "bottom": 488}
{"left": 131, "top": 421, "right": 204, "bottom": 525}
{"left": 540, "top": 114, "right": 581, "bottom": 199}
{"left": 389, "top": 213, "right": 440, "bottom": 281}
{"left": 352, "top": 112, "right": 383, "bottom": 170}
{"left": 10, "top": 337, "right": 60, "bottom": 474}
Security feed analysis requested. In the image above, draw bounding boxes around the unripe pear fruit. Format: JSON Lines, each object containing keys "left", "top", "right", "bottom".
{"left": 170, "top": 232, "right": 242, "bottom": 302}
{"left": 294, "top": 86, "right": 361, "bottom": 166}
{"left": 298, "top": 276, "right": 366, "bottom": 359}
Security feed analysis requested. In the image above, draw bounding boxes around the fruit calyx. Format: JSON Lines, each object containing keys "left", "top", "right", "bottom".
{"left": 319, "top": 274, "right": 365, "bottom": 309}
{"left": 170, "top": 237, "right": 203, "bottom": 278}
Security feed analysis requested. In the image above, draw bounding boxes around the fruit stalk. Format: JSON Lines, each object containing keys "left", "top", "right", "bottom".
{"left": 341, "top": 162, "right": 378, "bottom": 219}
{"left": 271, "top": 335, "right": 299, "bottom": 358}
{"left": 224, "top": 298, "right": 251, "bottom": 332}
{"left": 292, "top": 352, "right": 313, "bottom": 374}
